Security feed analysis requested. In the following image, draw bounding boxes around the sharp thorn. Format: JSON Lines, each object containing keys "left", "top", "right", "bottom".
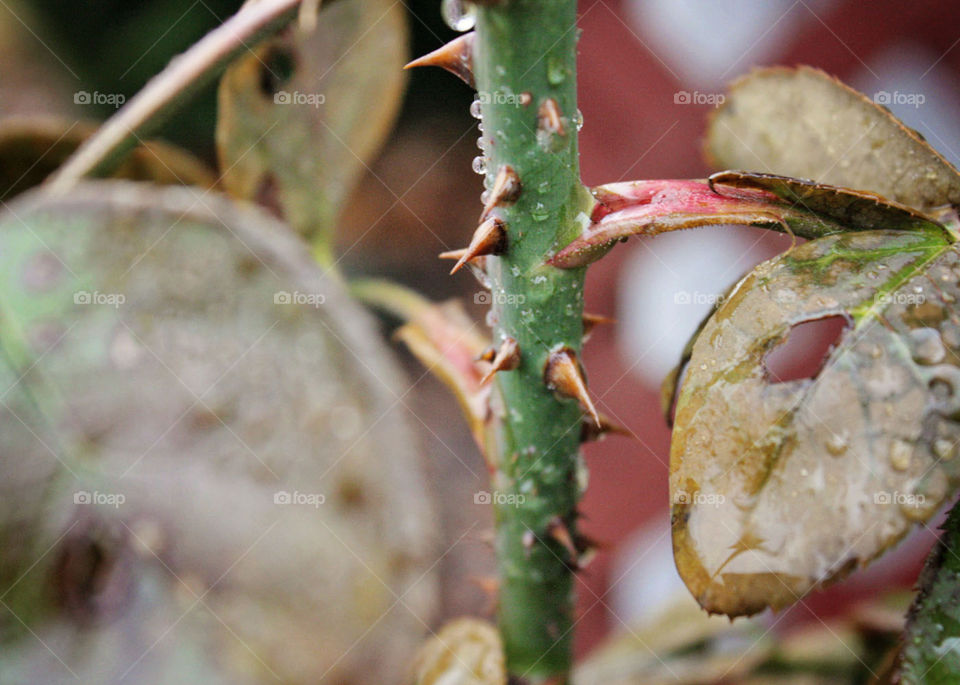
{"left": 479, "top": 164, "right": 522, "bottom": 222}
{"left": 581, "top": 412, "right": 630, "bottom": 443}
{"left": 537, "top": 97, "right": 566, "bottom": 136}
{"left": 582, "top": 312, "right": 616, "bottom": 342}
{"left": 546, "top": 516, "right": 580, "bottom": 567}
{"left": 480, "top": 337, "right": 520, "bottom": 384}
{"left": 404, "top": 32, "right": 475, "bottom": 88}
{"left": 544, "top": 346, "right": 599, "bottom": 424}
{"left": 450, "top": 217, "right": 507, "bottom": 274}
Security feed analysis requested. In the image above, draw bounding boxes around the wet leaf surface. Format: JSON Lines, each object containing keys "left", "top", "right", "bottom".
{"left": 0, "top": 182, "right": 436, "bottom": 684}
{"left": 896, "top": 503, "right": 960, "bottom": 684}
{"left": 706, "top": 67, "right": 960, "bottom": 213}
{"left": 216, "top": 0, "right": 408, "bottom": 263}
{"left": 669, "top": 227, "right": 960, "bottom": 617}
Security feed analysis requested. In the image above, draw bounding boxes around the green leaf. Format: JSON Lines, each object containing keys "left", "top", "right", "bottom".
{"left": 0, "top": 182, "right": 436, "bottom": 684}
{"left": 216, "top": 0, "right": 408, "bottom": 266}
{"left": 670, "top": 228, "right": 960, "bottom": 617}
{"left": 706, "top": 66, "right": 960, "bottom": 213}
{"left": 896, "top": 502, "right": 960, "bottom": 684}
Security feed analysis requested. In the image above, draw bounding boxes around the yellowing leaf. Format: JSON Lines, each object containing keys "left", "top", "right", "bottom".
{"left": 216, "top": 0, "right": 408, "bottom": 265}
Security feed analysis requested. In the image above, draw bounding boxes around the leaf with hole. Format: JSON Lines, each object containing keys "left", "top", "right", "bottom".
{"left": 670, "top": 226, "right": 960, "bottom": 617}
{"left": 216, "top": 0, "right": 408, "bottom": 266}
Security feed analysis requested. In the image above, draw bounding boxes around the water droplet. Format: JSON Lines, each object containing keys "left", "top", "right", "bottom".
{"left": 441, "top": 0, "right": 476, "bottom": 31}
{"left": 826, "top": 431, "right": 848, "bottom": 456}
{"left": 476, "top": 136, "right": 486, "bottom": 150}
{"left": 546, "top": 55, "right": 565, "bottom": 85}
{"left": 537, "top": 181, "right": 549, "bottom": 194}
{"left": 934, "top": 439, "right": 955, "bottom": 461}
{"left": 910, "top": 327, "right": 946, "bottom": 365}
{"left": 480, "top": 189, "right": 490, "bottom": 205}
{"left": 890, "top": 439, "right": 912, "bottom": 471}
{"left": 472, "top": 156, "right": 487, "bottom": 175}
{"left": 572, "top": 109, "right": 583, "bottom": 131}
{"left": 469, "top": 97, "right": 482, "bottom": 119}
{"left": 531, "top": 203, "right": 549, "bottom": 222}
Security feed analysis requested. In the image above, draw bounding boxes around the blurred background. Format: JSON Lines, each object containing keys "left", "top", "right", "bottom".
{"left": 4, "top": 0, "right": 960, "bottom": 664}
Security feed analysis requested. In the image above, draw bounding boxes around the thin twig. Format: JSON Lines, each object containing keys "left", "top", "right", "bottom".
{"left": 46, "top": 0, "right": 304, "bottom": 192}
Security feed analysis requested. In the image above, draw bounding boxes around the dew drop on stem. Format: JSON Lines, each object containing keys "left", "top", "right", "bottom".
{"left": 441, "top": 0, "right": 476, "bottom": 31}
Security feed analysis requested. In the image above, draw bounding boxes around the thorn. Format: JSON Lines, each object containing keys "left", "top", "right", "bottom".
{"left": 480, "top": 337, "right": 520, "bottom": 384}
{"left": 476, "top": 346, "right": 497, "bottom": 363}
{"left": 544, "top": 346, "right": 599, "bottom": 424}
{"left": 538, "top": 97, "right": 566, "bottom": 136}
{"left": 546, "top": 516, "right": 579, "bottom": 562}
{"left": 404, "top": 32, "right": 475, "bottom": 88}
{"left": 581, "top": 412, "right": 631, "bottom": 443}
{"left": 582, "top": 312, "right": 616, "bottom": 342}
{"left": 479, "top": 165, "right": 522, "bottom": 222}
{"left": 439, "top": 249, "right": 489, "bottom": 273}
{"left": 450, "top": 217, "right": 507, "bottom": 274}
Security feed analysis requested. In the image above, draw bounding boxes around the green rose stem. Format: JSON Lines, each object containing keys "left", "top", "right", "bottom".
{"left": 424, "top": 1, "right": 595, "bottom": 681}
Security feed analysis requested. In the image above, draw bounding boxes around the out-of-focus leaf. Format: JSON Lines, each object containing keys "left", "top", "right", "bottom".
{"left": 705, "top": 67, "right": 960, "bottom": 213}
{"left": 0, "top": 182, "right": 436, "bottom": 684}
{"left": 670, "top": 227, "right": 960, "bottom": 617}
{"left": 0, "top": 116, "right": 217, "bottom": 201}
{"left": 573, "top": 598, "right": 773, "bottom": 685}
{"left": 353, "top": 279, "right": 495, "bottom": 463}
{"left": 411, "top": 618, "right": 505, "bottom": 685}
{"left": 550, "top": 177, "right": 947, "bottom": 269}
{"left": 895, "top": 502, "right": 960, "bottom": 684}
{"left": 576, "top": 593, "right": 906, "bottom": 685}
{"left": 217, "top": 0, "right": 408, "bottom": 265}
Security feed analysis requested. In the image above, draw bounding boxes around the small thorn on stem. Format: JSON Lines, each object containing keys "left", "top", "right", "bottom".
{"left": 544, "top": 346, "right": 599, "bottom": 424}
{"left": 537, "top": 97, "right": 566, "bottom": 136}
{"left": 581, "top": 412, "right": 630, "bottom": 443}
{"left": 582, "top": 312, "right": 616, "bottom": 342}
{"left": 479, "top": 164, "right": 522, "bottom": 222}
{"left": 404, "top": 32, "right": 475, "bottom": 87}
{"left": 480, "top": 336, "right": 520, "bottom": 384}
{"left": 450, "top": 217, "right": 507, "bottom": 274}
